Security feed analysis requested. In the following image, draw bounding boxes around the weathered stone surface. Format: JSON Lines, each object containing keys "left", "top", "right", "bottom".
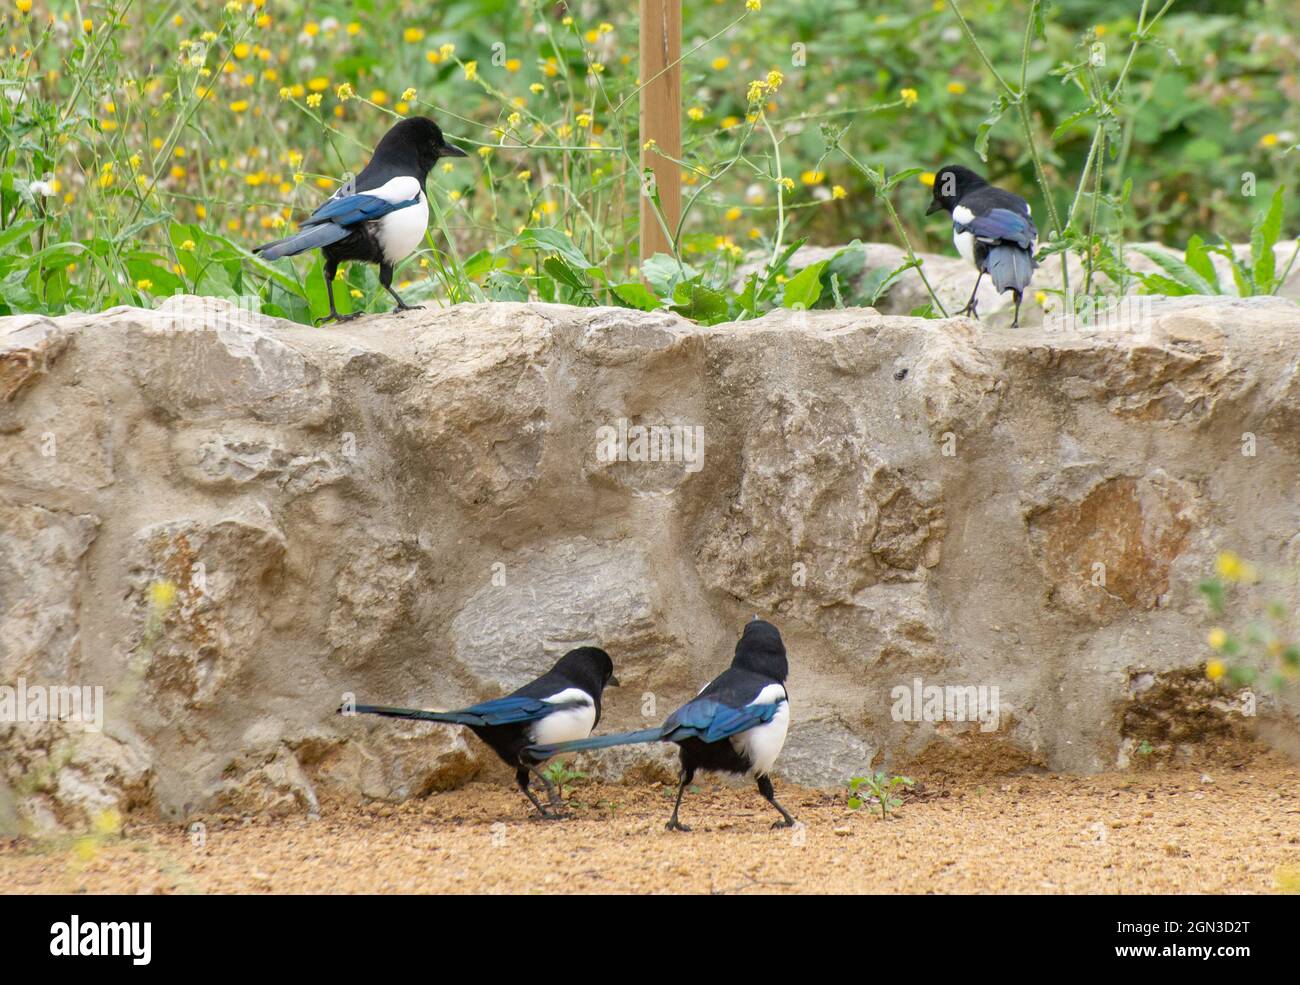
{"left": 2, "top": 287, "right": 1298, "bottom": 826}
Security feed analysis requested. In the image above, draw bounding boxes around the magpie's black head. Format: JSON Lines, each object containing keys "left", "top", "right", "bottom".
{"left": 373, "top": 116, "right": 468, "bottom": 179}
{"left": 552, "top": 646, "right": 619, "bottom": 695}
{"left": 926, "top": 164, "right": 987, "bottom": 215}
{"left": 732, "top": 618, "right": 788, "bottom": 682}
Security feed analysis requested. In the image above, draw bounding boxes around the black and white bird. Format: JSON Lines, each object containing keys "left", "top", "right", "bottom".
{"left": 525, "top": 619, "right": 795, "bottom": 832}
{"left": 341, "top": 647, "right": 618, "bottom": 819}
{"left": 254, "top": 116, "right": 467, "bottom": 324}
{"left": 926, "top": 164, "right": 1037, "bottom": 327}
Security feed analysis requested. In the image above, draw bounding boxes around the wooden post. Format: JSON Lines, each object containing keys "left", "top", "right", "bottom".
{"left": 639, "top": 0, "right": 681, "bottom": 263}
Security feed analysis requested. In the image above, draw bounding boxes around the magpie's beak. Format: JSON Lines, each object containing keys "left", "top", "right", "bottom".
{"left": 440, "top": 140, "right": 469, "bottom": 159}
{"left": 925, "top": 200, "right": 943, "bottom": 216}
{"left": 607, "top": 674, "right": 621, "bottom": 688}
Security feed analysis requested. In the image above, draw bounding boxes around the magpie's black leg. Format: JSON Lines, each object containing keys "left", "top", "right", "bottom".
{"left": 515, "top": 766, "right": 556, "bottom": 820}
{"left": 757, "top": 774, "right": 796, "bottom": 829}
{"left": 380, "top": 263, "right": 424, "bottom": 313}
{"left": 315, "top": 258, "right": 360, "bottom": 325}
{"left": 666, "top": 767, "right": 694, "bottom": 832}
{"left": 1011, "top": 290, "right": 1023, "bottom": 329}
{"left": 961, "top": 271, "right": 983, "bottom": 319}
{"left": 528, "top": 764, "right": 564, "bottom": 808}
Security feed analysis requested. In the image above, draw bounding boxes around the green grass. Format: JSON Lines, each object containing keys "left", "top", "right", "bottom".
{"left": 1, "top": 0, "right": 1296, "bottom": 322}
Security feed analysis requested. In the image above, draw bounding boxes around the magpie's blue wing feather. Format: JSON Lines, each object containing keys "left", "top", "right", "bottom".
{"left": 663, "top": 697, "right": 782, "bottom": 743}
{"left": 457, "top": 694, "right": 564, "bottom": 726}
{"left": 960, "top": 207, "right": 1036, "bottom": 249}
{"left": 304, "top": 192, "right": 417, "bottom": 229}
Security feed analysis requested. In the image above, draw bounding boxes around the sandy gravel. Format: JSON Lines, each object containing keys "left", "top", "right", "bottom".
{"left": 5, "top": 765, "right": 1299, "bottom": 894}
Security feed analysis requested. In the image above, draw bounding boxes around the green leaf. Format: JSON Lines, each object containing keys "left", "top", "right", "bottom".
{"left": 1250, "top": 186, "right": 1285, "bottom": 294}
{"left": 510, "top": 227, "right": 593, "bottom": 270}
{"left": 1130, "top": 245, "right": 1217, "bottom": 295}
{"left": 670, "top": 280, "right": 729, "bottom": 324}
{"left": 611, "top": 282, "right": 661, "bottom": 311}
{"left": 975, "top": 94, "right": 1010, "bottom": 162}
{"left": 781, "top": 260, "right": 827, "bottom": 309}
{"left": 641, "top": 253, "right": 696, "bottom": 296}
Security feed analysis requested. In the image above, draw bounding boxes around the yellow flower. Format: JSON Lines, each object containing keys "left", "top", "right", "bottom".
{"left": 720, "top": 115, "right": 740, "bottom": 129}
{"left": 278, "top": 86, "right": 291, "bottom": 99}
{"left": 1206, "top": 659, "right": 1226, "bottom": 681}
{"left": 919, "top": 171, "right": 936, "bottom": 187}
{"left": 347, "top": 22, "right": 361, "bottom": 35}
{"left": 576, "top": 113, "right": 592, "bottom": 128}
{"left": 305, "top": 20, "right": 320, "bottom": 36}
{"left": 1208, "top": 628, "right": 1228, "bottom": 650}
{"left": 746, "top": 0, "right": 762, "bottom": 11}
{"left": 831, "top": 185, "right": 847, "bottom": 200}
{"left": 1094, "top": 24, "right": 1108, "bottom": 36}
{"left": 350, "top": 289, "right": 363, "bottom": 299}
{"left": 1260, "top": 133, "right": 1279, "bottom": 148}
{"left": 306, "top": 93, "right": 322, "bottom": 108}
{"left": 1216, "top": 551, "right": 1256, "bottom": 582}
{"left": 900, "top": 87, "right": 919, "bottom": 107}
{"left": 766, "top": 69, "right": 784, "bottom": 91}
{"left": 136, "top": 279, "right": 153, "bottom": 292}
{"left": 230, "top": 100, "right": 249, "bottom": 113}
{"left": 233, "top": 42, "right": 251, "bottom": 59}
{"left": 589, "top": 62, "right": 605, "bottom": 74}
{"left": 598, "top": 22, "right": 614, "bottom": 34}
{"left": 370, "top": 89, "right": 388, "bottom": 105}
{"left": 780, "top": 177, "right": 794, "bottom": 192}
{"left": 687, "top": 106, "right": 705, "bottom": 122}
{"left": 403, "top": 27, "right": 425, "bottom": 44}
{"left": 439, "top": 43, "right": 455, "bottom": 59}
{"left": 16, "top": 0, "right": 33, "bottom": 13}
{"left": 464, "top": 61, "right": 478, "bottom": 81}
{"left": 800, "top": 170, "right": 825, "bottom": 185}
{"left": 180, "top": 239, "right": 196, "bottom": 251}
{"left": 92, "top": 808, "right": 123, "bottom": 836}
{"left": 529, "top": 83, "right": 545, "bottom": 94}
{"left": 516, "top": 170, "right": 531, "bottom": 182}
{"left": 148, "top": 580, "right": 178, "bottom": 610}
{"left": 947, "top": 81, "right": 967, "bottom": 95}
{"left": 747, "top": 80, "right": 766, "bottom": 104}
{"left": 1035, "top": 290, "right": 1048, "bottom": 306}
{"left": 505, "top": 58, "right": 522, "bottom": 72}
{"left": 82, "top": 18, "right": 93, "bottom": 32}
{"left": 308, "top": 77, "right": 329, "bottom": 92}
{"left": 711, "top": 56, "right": 730, "bottom": 71}
{"left": 724, "top": 207, "right": 742, "bottom": 221}
{"left": 477, "top": 146, "right": 492, "bottom": 159}
{"left": 401, "top": 87, "right": 417, "bottom": 102}
{"left": 336, "top": 82, "right": 354, "bottom": 101}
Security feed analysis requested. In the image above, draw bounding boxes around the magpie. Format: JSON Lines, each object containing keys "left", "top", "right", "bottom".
{"left": 926, "top": 164, "right": 1037, "bottom": 327}
{"left": 340, "top": 647, "right": 618, "bottom": 819}
{"left": 525, "top": 619, "right": 795, "bottom": 832}
{"left": 253, "top": 116, "right": 467, "bottom": 324}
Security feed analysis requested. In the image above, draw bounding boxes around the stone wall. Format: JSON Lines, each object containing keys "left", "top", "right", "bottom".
{"left": 2, "top": 292, "right": 1298, "bottom": 830}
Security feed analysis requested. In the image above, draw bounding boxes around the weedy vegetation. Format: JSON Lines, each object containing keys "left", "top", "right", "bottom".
{"left": 848, "top": 772, "right": 914, "bottom": 820}
{"left": 1, "top": 1, "right": 1295, "bottom": 323}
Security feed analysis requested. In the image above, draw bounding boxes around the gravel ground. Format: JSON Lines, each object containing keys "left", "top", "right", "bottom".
{"left": 5, "top": 765, "right": 1299, "bottom": 894}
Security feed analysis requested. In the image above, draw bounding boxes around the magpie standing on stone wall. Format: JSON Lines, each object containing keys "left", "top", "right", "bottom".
{"left": 340, "top": 647, "right": 618, "bottom": 819}
{"left": 254, "top": 116, "right": 467, "bottom": 324}
{"left": 926, "top": 164, "right": 1037, "bottom": 327}
{"left": 525, "top": 619, "right": 795, "bottom": 832}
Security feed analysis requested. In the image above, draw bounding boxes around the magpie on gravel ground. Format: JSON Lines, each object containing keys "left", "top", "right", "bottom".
{"left": 253, "top": 116, "right": 466, "bottom": 324}
{"left": 926, "top": 164, "right": 1038, "bottom": 327}
{"left": 524, "top": 618, "right": 796, "bottom": 832}
{"left": 340, "top": 647, "right": 618, "bottom": 819}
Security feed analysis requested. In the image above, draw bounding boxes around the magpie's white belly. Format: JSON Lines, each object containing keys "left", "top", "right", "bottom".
{"left": 376, "top": 193, "right": 428, "bottom": 264}
{"left": 953, "top": 227, "right": 976, "bottom": 266}
{"left": 528, "top": 688, "right": 597, "bottom": 745}
{"left": 731, "top": 683, "right": 790, "bottom": 776}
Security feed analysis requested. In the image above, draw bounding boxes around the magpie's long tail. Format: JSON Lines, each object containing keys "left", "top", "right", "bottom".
{"left": 253, "top": 222, "right": 349, "bottom": 261}
{"left": 985, "top": 244, "right": 1036, "bottom": 295}
{"left": 523, "top": 727, "right": 666, "bottom": 765}
{"left": 343, "top": 704, "right": 485, "bottom": 727}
